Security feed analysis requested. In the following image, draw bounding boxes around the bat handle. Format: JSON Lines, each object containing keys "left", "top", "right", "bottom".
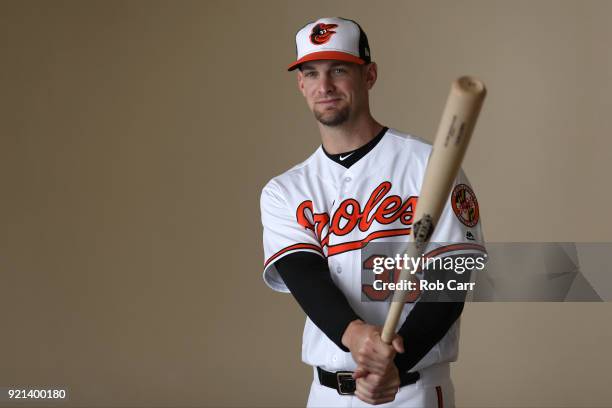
{"left": 380, "top": 242, "right": 423, "bottom": 344}
{"left": 381, "top": 298, "right": 405, "bottom": 344}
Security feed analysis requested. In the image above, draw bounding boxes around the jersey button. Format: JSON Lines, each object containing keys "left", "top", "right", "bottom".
{"left": 344, "top": 176, "right": 352, "bottom": 182}
{"left": 336, "top": 266, "right": 342, "bottom": 274}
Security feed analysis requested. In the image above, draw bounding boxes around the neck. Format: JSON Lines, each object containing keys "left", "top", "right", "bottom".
{"left": 319, "top": 113, "right": 383, "bottom": 154}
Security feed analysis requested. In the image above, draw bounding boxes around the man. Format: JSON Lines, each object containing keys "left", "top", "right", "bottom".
{"left": 260, "top": 17, "right": 485, "bottom": 407}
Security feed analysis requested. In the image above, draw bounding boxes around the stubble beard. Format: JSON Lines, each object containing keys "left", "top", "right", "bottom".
{"left": 313, "top": 104, "right": 350, "bottom": 127}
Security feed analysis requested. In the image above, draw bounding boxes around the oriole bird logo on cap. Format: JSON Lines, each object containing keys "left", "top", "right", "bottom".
{"left": 310, "top": 23, "right": 338, "bottom": 45}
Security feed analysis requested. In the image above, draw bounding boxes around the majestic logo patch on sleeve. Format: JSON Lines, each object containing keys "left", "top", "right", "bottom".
{"left": 451, "top": 184, "right": 479, "bottom": 227}
{"left": 310, "top": 23, "right": 338, "bottom": 45}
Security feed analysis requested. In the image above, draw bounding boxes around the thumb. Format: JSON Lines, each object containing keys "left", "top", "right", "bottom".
{"left": 353, "top": 367, "right": 367, "bottom": 379}
{"left": 392, "top": 335, "right": 405, "bottom": 354}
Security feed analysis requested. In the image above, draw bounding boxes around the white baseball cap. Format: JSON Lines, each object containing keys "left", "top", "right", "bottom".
{"left": 288, "top": 17, "right": 371, "bottom": 71}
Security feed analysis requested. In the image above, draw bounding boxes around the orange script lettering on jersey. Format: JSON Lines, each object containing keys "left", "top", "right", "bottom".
{"left": 296, "top": 182, "right": 418, "bottom": 255}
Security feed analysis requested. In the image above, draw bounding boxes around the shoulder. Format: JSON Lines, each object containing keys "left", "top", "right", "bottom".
{"left": 385, "top": 128, "right": 432, "bottom": 156}
{"left": 386, "top": 128, "right": 474, "bottom": 183}
{"left": 375, "top": 128, "right": 433, "bottom": 171}
{"left": 260, "top": 147, "right": 321, "bottom": 203}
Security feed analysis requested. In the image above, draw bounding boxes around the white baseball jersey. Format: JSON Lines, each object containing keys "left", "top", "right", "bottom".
{"left": 260, "top": 128, "right": 485, "bottom": 373}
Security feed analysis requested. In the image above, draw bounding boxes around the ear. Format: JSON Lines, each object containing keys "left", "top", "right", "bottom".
{"left": 297, "top": 70, "right": 306, "bottom": 97}
{"left": 364, "top": 62, "right": 378, "bottom": 90}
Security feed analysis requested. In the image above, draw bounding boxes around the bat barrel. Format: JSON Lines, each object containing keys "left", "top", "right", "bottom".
{"left": 456, "top": 76, "right": 486, "bottom": 96}
{"left": 413, "top": 76, "right": 486, "bottom": 226}
{"left": 380, "top": 76, "right": 487, "bottom": 345}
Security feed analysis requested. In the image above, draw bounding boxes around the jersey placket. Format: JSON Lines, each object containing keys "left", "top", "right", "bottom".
{"left": 327, "top": 168, "right": 355, "bottom": 271}
{"left": 324, "top": 169, "right": 357, "bottom": 370}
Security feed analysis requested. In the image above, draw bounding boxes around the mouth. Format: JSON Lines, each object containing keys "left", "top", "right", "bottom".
{"left": 316, "top": 98, "right": 341, "bottom": 105}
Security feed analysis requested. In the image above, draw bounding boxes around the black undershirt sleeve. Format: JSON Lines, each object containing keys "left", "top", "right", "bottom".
{"left": 393, "top": 301, "right": 464, "bottom": 373}
{"left": 275, "top": 251, "right": 361, "bottom": 352}
{"left": 394, "top": 263, "right": 471, "bottom": 372}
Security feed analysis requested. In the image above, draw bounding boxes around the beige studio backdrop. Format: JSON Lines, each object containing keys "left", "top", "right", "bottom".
{"left": 1, "top": 1, "right": 611, "bottom": 407}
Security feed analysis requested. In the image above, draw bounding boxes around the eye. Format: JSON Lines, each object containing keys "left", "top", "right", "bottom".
{"left": 303, "top": 71, "right": 316, "bottom": 78}
{"left": 333, "top": 67, "right": 347, "bottom": 74}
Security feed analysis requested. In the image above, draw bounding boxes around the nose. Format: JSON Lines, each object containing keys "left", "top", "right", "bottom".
{"left": 316, "top": 73, "right": 335, "bottom": 95}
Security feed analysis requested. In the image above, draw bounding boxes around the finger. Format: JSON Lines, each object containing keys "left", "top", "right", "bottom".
{"left": 355, "top": 389, "right": 376, "bottom": 405}
{"left": 359, "top": 349, "right": 392, "bottom": 369}
{"left": 354, "top": 360, "right": 373, "bottom": 375}
{"left": 392, "top": 335, "right": 405, "bottom": 354}
{"left": 357, "top": 374, "right": 387, "bottom": 391}
{"left": 353, "top": 367, "right": 367, "bottom": 379}
{"left": 362, "top": 363, "right": 387, "bottom": 376}
{"left": 355, "top": 357, "right": 387, "bottom": 376}
{"left": 355, "top": 381, "right": 374, "bottom": 396}
{"left": 355, "top": 389, "right": 380, "bottom": 405}
{"left": 355, "top": 383, "right": 376, "bottom": 398}
{"left": 373, "top": 387, "right": 399, "bottom": 402}
{"left": 362, "top": 330, "right": 393, "bottom": 359}
{"left": 357, "top": 375, "right": 388, "bottom": 393}
{"left": 359, "top": 372, "right": 401, "bottom": 392}
{"left": 358, "top": 340, "right": 395, "bottom": 369}
{"left": 375, "top": 395, "right": 396, "bottom": 405}
{"left": 370, "top": 338, "right": 396, "bottom": 360}
{"left": 372, "top": 358, "right": 396, "bottom": 376}
{"left": 380, "top": 383, "right": 401, "bottom": 394}
{"left": 356, "top": 377, "right": 376, "bottom": 394}
{"left": 355, "top": 389, "right": 394, "bottom": 406}
{"left": 356, "top": 383, "right": 398, "bottom": 406}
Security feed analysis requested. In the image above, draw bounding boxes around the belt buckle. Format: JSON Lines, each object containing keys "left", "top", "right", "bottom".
{"left": 336, "top": 371, "right": 356, "bottom": 395}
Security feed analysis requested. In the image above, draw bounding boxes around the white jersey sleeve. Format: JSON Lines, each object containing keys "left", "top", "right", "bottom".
{"left": 260, "top": 180, "right": 325, "bottom": 293}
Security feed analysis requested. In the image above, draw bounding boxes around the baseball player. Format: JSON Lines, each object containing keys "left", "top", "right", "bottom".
{"left": 260, "top": 17, "right": 486, "bottom": 407}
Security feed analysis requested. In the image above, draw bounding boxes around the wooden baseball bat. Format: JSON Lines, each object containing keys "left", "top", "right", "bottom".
{"left": 381, "top": 76, "right": 487, "bottom": 344}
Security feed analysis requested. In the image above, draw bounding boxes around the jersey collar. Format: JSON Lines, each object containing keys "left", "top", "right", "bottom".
{"left": 321, "top": 126, "right": 389, "bottom": 169}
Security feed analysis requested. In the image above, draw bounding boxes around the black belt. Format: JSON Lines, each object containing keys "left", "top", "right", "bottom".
{"left": 317, "top": 367, "right": 420, "bottom": 395}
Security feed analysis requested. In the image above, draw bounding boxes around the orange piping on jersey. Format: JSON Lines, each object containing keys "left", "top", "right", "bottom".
{"left": 264, "top": 239, "right": 485, "bottom": 273}
{"left": 435, "top": 385, "right": 444, "bottom": 408}
{"left": 327, "top": 228, "right": 412, "bottom": 256}
{"left": 424, "top": 242, "right": 487, "bottom": 258}
{"left": 328, "top": 238, "right": 486, "bottom": 259}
